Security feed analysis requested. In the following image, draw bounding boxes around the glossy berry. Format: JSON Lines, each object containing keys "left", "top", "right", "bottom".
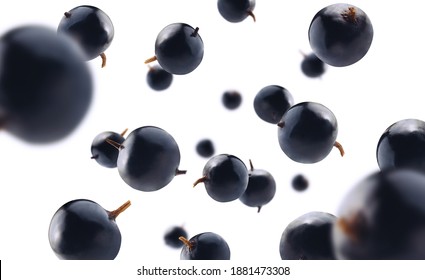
{"left": 164, "top": 225, "right": 188, "bottom": 249}
{"left": 222, "top": 90, "right": 242, "bottom": 110}
{"left": 279, "top": 211, "right": 336, "bottom": 260}
{"left": 376, "top": 119, "right": 425, "bottom": 172}
{"left": 277, "top": 101, "right": 344, "bottom": 163}
{"left": 180, "top": 232, "right": 230, "bottom": 260}
{"left": 301, "top": 52, "right": 326, "bottom": 78}
{"left": 146, "top": 65, "right": 173, "bottom": 91}
{"left": 196, "top": 139, "right": 215, "bottom": 158}
{"left": 193, "top": 154, "right": 248, "bottom": 202}
{"left": 90, "top": 129, "right": 127, "bottom": 168}
{"left": 239, "top": 159, "right": 276, "bottom": 212}
{"left": 308, "top": 3, "right": 373, "bottom": 67}
{"left": 217, "top": 0, "right": 256, "bottom": 23}
{"left": 48, "top": 199, "right": 131, "bottom": 260}
{"left": 0, "top": 25, "right": 93, "bottom": 143}
{"left": 253, "top": 85, "right": 294, "bottom": 124}
{"left": 145, "top": 23, "right": 204, "bottom": 75}
{"left": 333, "top": 169, "right": 425, "bottom": 259}
{"left": 58, "top": 5, "right": 114, "bottom": 67}
{"left": 292, "top": 174, "right": 309, "bottom": 192}
{"left": 117, "top": 126, "right": 186, "bottom": 192}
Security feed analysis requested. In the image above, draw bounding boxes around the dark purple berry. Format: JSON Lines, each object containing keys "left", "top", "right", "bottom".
{"left": 48, "top": 199, "right": 130, "bottom": 260}
{"left": 58, "top": 5, "right": 114, "bottom": 67}
{"left": 308, "top": 3, "right": 373, "bottom": 67}
{"left": 146, "top": 65, "right": 173, "bottom": 91}
{"left": 180, "top": 232, "right": 230, "bottom": 260}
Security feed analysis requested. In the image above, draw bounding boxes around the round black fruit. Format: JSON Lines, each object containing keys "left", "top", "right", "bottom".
{"left": 217, "top": 0, "right": 256, "bottom": 23}
{"left": 301, "top": 52, "right": 326, "bottom": 78}
{"left": 117, "top": 126, "right": 185, "bottom": 192}
{"left": 180, "top": 232, "right": 231, "bottom": 260}
{"left": 292, "top": 174, "right": 309, "bottom": 192}
{"left": 58, "top": 5, "right": 114, "bottom": 67}
{"left": 333, "top": 169, "right": 425, "bottom": 259}
{"left": 308, "top": 3, "right": 373, "bottom": 67}
{"left": 164, "top": 225, "right": 188, "bottom": 249}
{"left": 253, "top": 85, "right": 294, "bottom": 124}
{"left": 146, "top": 23, "right": 204, "bottom": 75}
{"left": 277, "top": 101, "right": 344, "bottom": 163}
{"left": 196, "top": 139, "right": 215, "bottom": 158}
{"left": 0, "top": 25, "right": 93, "bottom": 143}
{"left": 91, "top": 129, "right": 127, "bottom": 168}
{"left": 222, "top": 90, "right": 242, "bottom": 110}
{"left": 239, "top": 160, "right": 276, "bottom": 212}
{"left": 146, "top": 65, "right": 173, "bottom": 91}
{"left": 376, "top": 118, "right": 425, "bottom": 172}
{"left": 193, "top": 154, "right": 248, "bottom": 202}
{"left": 48, "top": 199, "right": 130, "bottom": 260}
{"left": 279, "top": 211, "right": 336, "bottom": 260}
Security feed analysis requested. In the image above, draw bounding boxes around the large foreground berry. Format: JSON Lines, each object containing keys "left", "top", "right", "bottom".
{"left": 333, "top": 169, "right": 425, "bottom": 259}
{"left": 0, "top": 25, "right": 92, "bottom": 143}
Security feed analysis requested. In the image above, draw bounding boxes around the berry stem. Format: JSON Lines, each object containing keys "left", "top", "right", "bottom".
{"left": 247, "top": 11, "right": 256, "bottom": 22}
{"left": 108, "top": 200, "right": 131, "bottom": 220}
{"left": 91, "top": 154, "right": 98, "bottom": 159}
{"left": 106, "top": 138, "right": 124, "bottom": 150}
{"left": 249, "top": 159, "right": 254, "bottom": 171}
{"left": 179, "top": 236, "right": 193, "bottom": 250}
{"left": 64, "top": 12, "right": 71, "bottom": 18}
{"left": 341, "top": 7, "right": 358, "bottom": 24}
{"left": 336, "top": 213, "right": 365, "bottom": 243}
{"left": 144, "top": 56, "right": 157, "bottom": 64}
{"left": 100, "top": 53, "right": 107, "bottom": 68}
{"left": 277, "top": 121, "right": 285, "bottom": 128}
{"left": 257, "top": 206, "right": 262, "bottom": 213}
{"left": 193, "top": 176, "right": 207, "bottom": 187}
{"left": 176, "top": 169, "right": 187, "bottom": 176}
{"left": 191, "top": 27, "right": 199, "bottom": 37}
{"left": 333, "top": 141, "right": 345, "bottom": 157}
{"left": 120, "top": 128, "right": 128, "bottom": 137}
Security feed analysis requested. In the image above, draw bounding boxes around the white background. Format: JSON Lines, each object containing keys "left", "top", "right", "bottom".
{"left": 1, "top": 0, "right": 424, "bottom": 278}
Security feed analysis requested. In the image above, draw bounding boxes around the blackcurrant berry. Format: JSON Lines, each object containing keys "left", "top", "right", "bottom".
{"left": 90, "top": 128, "right": 127, "bottom": 168}
{"left": 146, "top": 65, "right": 173, "bottom": 91}
{"left": 239, "top": 159, "right": 276, "bottom": 212}
{"left": 308, "top": 3, "right": 373, "bottom": 67}
{"left": 196, "top": 139, "right": 215, "bottom": 158}
{"left": 222, "top": 90, "right": 242, "bottom": 110}
{"left": 180, "top": 232, "right": 231, "bottom": 260}
{"left": 164, "top": 225, "right": 188, "bottom": 249}
{"left": 145, "top": 23, "right": 204, "bottom": 75}
{"left": 117, "top": 126, "right": 186, "bottom": 192}
{"left": 277, "top": 102, "right": 344, "bottom": 163}
{"left": 333, "top": 169, "right": 425, "bottom": 259}
{"left": 253, "top": 85, "right": 294, "bottom": 124}
{"left": 58, "top": 5, "right": 114, "bottom": 68}
{"left": 376, "top": 119, "right": 425, "bottom": 172}
{"left": 301, "top": 52, "right": 326, "bottom": 78}
{"left": 0, "top": 25, "right": 93, "bottom": 143}
{"left": 193, "top": 154, "right": 248, "bottom": 202}
{"left": 48, "top": 199, "right": 131, "bottom": 260}
{"left": 279, "top": 211, "right": 336, "bottom": 260}
{"left": 217, "top": 0, "right": 256, "bottom": 23}
{"left": 291, "top": 174, "right": 309, "bottom": 192}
